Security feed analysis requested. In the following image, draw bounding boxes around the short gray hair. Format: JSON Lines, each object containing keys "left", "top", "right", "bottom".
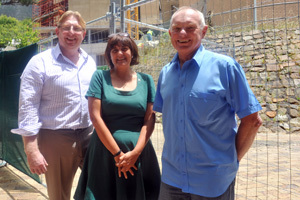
{"left": 169, "top": 6, "right": 206, "bottom": 30}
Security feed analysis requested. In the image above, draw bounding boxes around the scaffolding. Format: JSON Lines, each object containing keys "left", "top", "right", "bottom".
{"left": 126, "top": 0, "right": 139, "bottom": 40}
{"left": 32, "top": 0, "right": 68, "bottom": 27}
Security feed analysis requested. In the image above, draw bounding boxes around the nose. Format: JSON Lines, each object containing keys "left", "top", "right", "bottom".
{"left": 69, "top": 26, "right": 75, "bottom": 33}
{"left": 179, "top": 28, "right": 187, "bottom": 35}
{"left": 116, "top": 50, "right": 124, "bottom": 56}
{"left": 116, "top": 50, "right": 121, "bottom": 54}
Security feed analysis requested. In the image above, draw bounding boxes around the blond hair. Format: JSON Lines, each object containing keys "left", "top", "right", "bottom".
{"left": 57, "top": 10, "right": 86, "bottom": 31}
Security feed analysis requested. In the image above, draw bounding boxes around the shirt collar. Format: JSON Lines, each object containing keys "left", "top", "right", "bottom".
{"left": 52, "top": 43, "right": 88, "bottom": 60}
{"left": 193, "top": 44, "right": 205, "bottom": 68}
{"left": 170, "top": 44, "right": 206, "bottom": 69}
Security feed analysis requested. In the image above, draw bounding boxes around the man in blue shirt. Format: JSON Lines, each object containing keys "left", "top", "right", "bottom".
{"left": 153, "top": 6, "right": 262, "bottom": 200}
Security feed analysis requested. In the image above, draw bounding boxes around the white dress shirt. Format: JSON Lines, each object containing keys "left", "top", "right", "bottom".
{"left": 11, "top": 44, "right": 96, "bottom": 136}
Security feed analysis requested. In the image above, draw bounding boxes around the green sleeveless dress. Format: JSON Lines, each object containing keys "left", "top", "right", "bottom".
{"left": 74, "top": 70, "right": 161, "bottom": 200}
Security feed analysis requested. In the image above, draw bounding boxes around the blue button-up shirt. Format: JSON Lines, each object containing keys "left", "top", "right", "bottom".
{"left": 153, "top": 45, "right": 262, "bottom": 197}
{"left": 11, "top": 44, "right": 96, "bottom": 136}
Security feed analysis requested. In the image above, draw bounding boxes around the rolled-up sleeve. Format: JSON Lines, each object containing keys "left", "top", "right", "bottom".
{"left": 11, "top": 56, "right": 44, "bottom": 136}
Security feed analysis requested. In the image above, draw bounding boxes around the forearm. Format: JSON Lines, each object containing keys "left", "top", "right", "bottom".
{"left": 133, "top": 112, "right": 155, "bottom": 155}
{"left": 236, "top": 112, "right": 262, "bottom": 161}
{"left": 22, "top": 135, "right": 40, "bottom": 155}
{"left": 117, "top": 109, "right": 155, "bottom": 177}
{"left": 89, "top": 97, "right": 121, "bottom": 156}
{"left": 22, "top": 134, "right": 48, "bottom": 174}
{"left": 92, "top": 116, "right": 121, "bottom": 156}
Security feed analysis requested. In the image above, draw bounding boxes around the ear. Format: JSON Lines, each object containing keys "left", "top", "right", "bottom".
{"left": 82, "top": 30, "right": 87, "bottom": 39}
{"left": 201, "top": 25, "right": 208, "bottom": 38}
{"left": 168, "top": 29, "right": 172, "bottom": 37}
{"left": 55, "top": 27, "right": 59, "bottom": 36}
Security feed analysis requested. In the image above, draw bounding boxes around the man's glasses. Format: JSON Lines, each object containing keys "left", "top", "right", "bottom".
{"left": 108, "top": 32, "right": 130, "bottom": 39}
{"left": 60, "top": 25, "right": 83, "bottom": 33}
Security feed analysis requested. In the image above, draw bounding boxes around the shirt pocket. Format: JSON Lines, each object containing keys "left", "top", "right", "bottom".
{"left": 188, "top": 91, "right": 219, "bottom": 125}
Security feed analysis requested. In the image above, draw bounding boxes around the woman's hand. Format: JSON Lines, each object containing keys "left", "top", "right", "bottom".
{"left": 115, "top": 151, "right": 138, "bottom": 179}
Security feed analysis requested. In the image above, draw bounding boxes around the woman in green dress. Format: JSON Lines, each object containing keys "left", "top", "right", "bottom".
{"left": 74, "top": 33, "right": 161, "bottom": 200}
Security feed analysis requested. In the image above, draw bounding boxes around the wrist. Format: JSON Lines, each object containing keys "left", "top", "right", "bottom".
{"left": 113, "top": 149, "right": 122, "bottom": 157}
{"left": 132, "top": 148, "right": 141, "bottom": 156}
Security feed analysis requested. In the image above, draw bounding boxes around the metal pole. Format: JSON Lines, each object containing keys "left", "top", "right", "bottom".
{"left": 88, "top": 29, "right": 91, "bottom": 44}
{"left": 50, "top": 31, "right": 53, "bottom": 47}
{"left": 203, "top": 0, "right": 207, "bottom": 17}
{"left": 254, "top": 0, "right": 257, "bottom": 29}
{"left": 109, "top": 2, "right": 116, "bottom": 34}
{"left": 121, "top": 0, "right": 125, "bottom": 32}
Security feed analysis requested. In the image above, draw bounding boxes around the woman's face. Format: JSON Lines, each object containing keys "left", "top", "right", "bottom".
{"left": 110, "top": 43, "right": 132, "bottom": 68}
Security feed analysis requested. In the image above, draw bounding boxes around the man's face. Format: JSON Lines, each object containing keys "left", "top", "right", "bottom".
{"left": 169, "top": 9, "right": 207, "bottom": 61}
{"left": 55, "top": 15, "right": 86, "bottom": 52}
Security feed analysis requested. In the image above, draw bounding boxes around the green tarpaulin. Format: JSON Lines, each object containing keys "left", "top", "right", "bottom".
{"left": 0, "top": 43, "right": 40, "bottom": 183}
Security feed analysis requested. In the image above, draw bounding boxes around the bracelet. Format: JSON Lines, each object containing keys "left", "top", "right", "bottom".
{"left": 113, "top": 150, "right": 122, "bottom": 157}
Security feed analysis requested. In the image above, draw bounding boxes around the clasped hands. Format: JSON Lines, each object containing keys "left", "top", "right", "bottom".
{"left": 114, "top": 150, "right": 139, "bottom": 179}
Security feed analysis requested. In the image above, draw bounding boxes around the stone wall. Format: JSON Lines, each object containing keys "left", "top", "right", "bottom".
{"left": 206, "top": 29, "right": 300, "bottom": 134}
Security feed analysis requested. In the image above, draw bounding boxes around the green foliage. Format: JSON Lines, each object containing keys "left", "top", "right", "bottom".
{"left": 97, "top": 65, "right": 109, "bottom": 70}
{"left": 0, "top": 15, "right": 39, "bottom": 49}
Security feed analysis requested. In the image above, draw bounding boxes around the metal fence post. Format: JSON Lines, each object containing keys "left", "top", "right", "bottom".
{"left": 121, "top": 0, "right": 126, "bottom": 32}
{"left": 109, "top": 2, "right": 116, "bottom": 34}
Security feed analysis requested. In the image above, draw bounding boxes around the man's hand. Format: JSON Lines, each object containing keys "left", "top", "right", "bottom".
{"left": 23, "top": 135, "right": 48, "bottom": 175}
{"left": 26, "top": 150, "right": 48, "bottom": 175}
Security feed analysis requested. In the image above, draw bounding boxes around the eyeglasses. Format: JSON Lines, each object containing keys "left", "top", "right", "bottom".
{"left": 108, "top": 32, "right": 130, "bottom": 39}
{"left": 60, "top": 25, "right": 84, "bottom": 33}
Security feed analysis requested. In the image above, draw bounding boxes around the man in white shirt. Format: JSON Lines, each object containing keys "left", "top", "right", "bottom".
{"left": 11, "top": 11, "right": 96, "bottom": 200}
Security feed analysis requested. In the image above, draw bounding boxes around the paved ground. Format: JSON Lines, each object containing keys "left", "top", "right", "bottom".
{"left": 0, "top": 124, "right": 299, "bottom": 199}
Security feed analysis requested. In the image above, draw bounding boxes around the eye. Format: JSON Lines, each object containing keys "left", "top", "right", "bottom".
{"left": 61, "top": 26, "right": 71, "bottom": 31}
{"left": 122, "top": 47, "right": 129, "bottom": 52}
{"left": 111, "top": 49, "right": 118, "bottom": 53}
{"left": 186, "top": 27, "right": 196, "bottom": 32}
{"left": 73, "top": 26, "right": 83, "bottom": 32}
{"left": 173, "top": 27, "right": 181, "bottom": 32}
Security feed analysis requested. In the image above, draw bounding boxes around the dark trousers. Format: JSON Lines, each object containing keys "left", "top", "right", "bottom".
{"left": 158, "top": 179, "right": 235, "bottom": 200}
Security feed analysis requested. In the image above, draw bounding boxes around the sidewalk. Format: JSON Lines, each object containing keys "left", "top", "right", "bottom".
{"left": 0, "top": 124, "right": 299, "bottom": 199}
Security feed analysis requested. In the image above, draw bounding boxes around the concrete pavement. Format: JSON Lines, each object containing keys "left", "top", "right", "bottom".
{"left": 1, "top": 124, "right": 299, "bottom": 199}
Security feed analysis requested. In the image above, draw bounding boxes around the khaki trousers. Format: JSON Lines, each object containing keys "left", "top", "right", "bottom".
{"left": 38, "top": 126, "right": 93, "bottom": 200}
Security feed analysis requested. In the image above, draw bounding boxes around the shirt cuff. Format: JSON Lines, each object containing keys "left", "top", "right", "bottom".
{"left": 11, "top": 123, "right": 42, "bottom": 136}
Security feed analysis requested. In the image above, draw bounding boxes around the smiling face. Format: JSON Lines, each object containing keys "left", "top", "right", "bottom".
{"left": 110, "top": 43, "right": 132, "bottom": 69}
{"left": 55, "top": 15, "right": 86, "bottom": 53}
{"left": 169, "top": 8, "right": 208, "bottom": 63}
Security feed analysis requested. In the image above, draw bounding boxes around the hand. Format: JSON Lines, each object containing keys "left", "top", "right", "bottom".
{"left": 118, "top": 164, "right": 137, "bottom": 179}
{"left": 26, "top": 150, "right": 48, "bottom": 175}
{"left": 115, "top": 151, "right": 138, "bottom": 179}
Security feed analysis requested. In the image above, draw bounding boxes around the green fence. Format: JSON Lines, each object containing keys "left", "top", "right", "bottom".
{"left": 0, "top": 43, "right": 40, "bottom": 183}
